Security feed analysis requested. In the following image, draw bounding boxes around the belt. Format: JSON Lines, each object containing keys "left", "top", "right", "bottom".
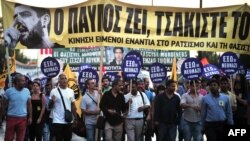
{"left": 205, "top": 120, "right": 226, "bottom": 125}
{"left": 127, "top": 118, "right": 144, "bottom": 120}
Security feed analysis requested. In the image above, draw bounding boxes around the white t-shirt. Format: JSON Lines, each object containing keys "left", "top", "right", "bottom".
{"left": 124, "top": 91, "right": 150, "bottom": 119}
{"left": 50, "top": 87, "right": 75, "bottom": 124}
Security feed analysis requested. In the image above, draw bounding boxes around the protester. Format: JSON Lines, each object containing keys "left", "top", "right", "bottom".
{"left": 201, "top": 80, "right": 233, "bottom": 141}
{"left": 154, "top": 79, "right": 181, "bottom": 141}
{"left": 102, "top": 76, "right": 112, "bottom": 94}
{"left": 49, "top": 74, "right": 77, "bottom": 141}
{"left": 100, "top": 79, "right": 126, "bottom": 141}
{"left": 220, "top": 76, "right": 237, "bottom": 112}
{"left": 81, "top": 79, "right": 100, "bottom": 141}
{"left": 233, "top": 74, "right": 248, "bottom": 125}
{"left": 181, "top": 80, "right": 202, "bottom": 141}
{"left": 29, "top": 81, "right": 46, "bottom": 141}
{"left": 43, "top": 78, "right": 53, "bottom": 141}
{"left": 124, "top": 80, "right": 150, "bottom": 141}
{"left": 4, "top": 74, "right": 32, "bottom": 141}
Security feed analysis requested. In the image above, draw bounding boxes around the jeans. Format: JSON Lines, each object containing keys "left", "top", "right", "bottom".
{"left": 43, "top": 123, "right": 50, "bottom": 141}
{"left": 158, "top": 123, "right": 177, "bottom": 141}
{"left": 183, "top": 120, "right": 202, "bottom": 141}
{"left": 178, "top": 115, "right": 184, "bottom": 141}
{"left": 86, "top": 124, "right": 96, "bottom": 141}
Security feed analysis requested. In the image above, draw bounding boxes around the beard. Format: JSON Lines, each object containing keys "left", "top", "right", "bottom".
{"left": 20, "top": 21, "right": 45, "bottom": 48}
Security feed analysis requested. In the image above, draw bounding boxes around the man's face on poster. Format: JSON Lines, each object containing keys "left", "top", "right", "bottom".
{"left": 114, "top": 49, "right": 123, "bottom": 62}
{"left": 14, "top": 5, "right": 44, "bottom": 46}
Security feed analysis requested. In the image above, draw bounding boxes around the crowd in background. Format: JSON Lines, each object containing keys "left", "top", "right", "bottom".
{"left": 0, "top": 73, "right": 250, "bottom": 141}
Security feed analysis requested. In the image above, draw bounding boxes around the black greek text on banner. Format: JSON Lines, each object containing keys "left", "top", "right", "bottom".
{"left": 2, "top": 0, "right": 250, "bottom": 54}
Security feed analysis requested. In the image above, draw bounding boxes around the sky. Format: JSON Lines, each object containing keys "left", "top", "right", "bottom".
{"left": 2, "top": 0, "right": 250, "bottom": 59}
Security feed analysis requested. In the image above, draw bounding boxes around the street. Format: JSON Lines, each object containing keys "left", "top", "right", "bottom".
{"left": 0, "top": 121, "right": 86, "bottom": 141}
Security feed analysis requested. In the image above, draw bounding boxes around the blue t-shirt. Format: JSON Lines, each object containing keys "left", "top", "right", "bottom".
{"left": 145, "top": 90, "right": 153, "bottom": 103}
{"left": 4, "top": 87, "right": 31, "bottom": 117}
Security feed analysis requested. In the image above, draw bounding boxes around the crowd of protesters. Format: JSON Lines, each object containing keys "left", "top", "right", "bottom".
{"left": 0, "top": 73, "right": 250, "bottom": 141}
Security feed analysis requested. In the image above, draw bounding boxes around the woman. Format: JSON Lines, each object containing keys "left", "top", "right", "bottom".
{"left": 29, "top": 81, "right": 46, "bottom": 141}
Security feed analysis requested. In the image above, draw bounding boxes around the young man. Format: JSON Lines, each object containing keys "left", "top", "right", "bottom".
{"left": 124, "top": 80, "right": 150, "bottom": 141}
{"left": 220, "top": 76, "right": 237, "bottom": 112}
{"left": 100, "top": 79, "right": 126, "bottom": 141}
{"left": 49, "top": 74, "right": 77, "bottom": 141}
{"left": 181, "top": 80, "right": 203, "bottom": 141}
{"left": 102, "top": 76, "right": 112, "bottom": 94}
{"left": 201, "top": 80, "right": 233, "bottom": 141}
{"left": 154, "top": 79, "right": 181, "bottom": 141}
{"left": 4, "top": 74, "right": 32, "bottom": 141}
{"left": 81, "top": 79, "right": 100, "bottom": 141}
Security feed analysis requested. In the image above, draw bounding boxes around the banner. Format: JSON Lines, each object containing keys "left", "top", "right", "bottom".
{"left": 2, "top": 0, "right": 250, "bottom": 54}
{"left": 53, "top": 47, "right": 189, "bottom": 72}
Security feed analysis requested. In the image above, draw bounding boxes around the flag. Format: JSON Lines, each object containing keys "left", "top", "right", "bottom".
{"left": 102, "top": 65, "right": 106, "bottom": 74}
{"left": 201, "top": 57, "right": 209, "bottom": 66}
{"left": 0, "top": 51, "right": 16, "bottom": 88}
{"left": 170, "top": 57, "right": 177, "bottom": 81}
{"left": 63, "top": 64, "right": 82, "bottom": 117}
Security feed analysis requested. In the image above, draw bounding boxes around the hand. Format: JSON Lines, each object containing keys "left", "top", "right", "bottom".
{"left": 138, "top": 106, "right": 144, "bottom": 112}
{"left": 28, "top": 117, "right": 32, "bottom": 125}
{"left": 37, "top": 118, "right": 41, "bottom": 124}
{"left": 98, "top": 89, "right": 102, "bottom": 95}
{"left": 146, "top": 114, "right": 151, "bottom": 121}
{"left": 52, "top": 95, "right": 56, "bottom": 102}
{"left": 128, "top": 98, "right": 132, "bottom": 104}
{"left": 95, "top": 109, "right": 100, "bottom": 115}
{"left": 154, "top": 121, "right": 159, "bottom": 127}
{"left": 192, "top": 105, "right": 200, "bottom": 112}
{"left": 4, "top": 19, "right": 20, "bottom": 48}
{"left": 107, "top": 109, "right": 116, "bottom": 115}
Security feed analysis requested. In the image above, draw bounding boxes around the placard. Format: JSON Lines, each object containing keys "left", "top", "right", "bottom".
{"left": 40, "top": 57, "right": 60, "bottom": 78}
{"left": 181, "top": 58, "right": 203, "bottom": 80}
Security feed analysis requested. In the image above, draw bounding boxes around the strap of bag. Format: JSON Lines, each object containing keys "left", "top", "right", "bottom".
{"left": 58, "top": 88, "right": 67, "bottom": 111}
{"left": 86, "top": 92, "right": 97, "bottom": 105}
{"left": 139, "top": 91, "right": 145, "bottom": 105}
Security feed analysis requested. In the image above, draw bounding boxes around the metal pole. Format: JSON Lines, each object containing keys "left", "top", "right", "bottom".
{"left": 200, "top": 0, "right": 202, "bottom": 8}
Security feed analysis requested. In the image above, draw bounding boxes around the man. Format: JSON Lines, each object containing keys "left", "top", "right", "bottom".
{"left": 49, "top": 74, "right": 77, "bottom": 141}
{"left": 154, "top": 79, "right": 181, "bottom": 141}
{"left": 4, "top": 4, "right": 63, "bottom": 49}
{"left": 43, "top": 78, "right": 53, "bottom": 141}
{"left": 220, "top": 76, "right": 237, "bottom": 112}
{"left": 181, "top": 80, "right": 203, "bottom": 141}
{"left": 201, "top": 80, "right": 233, "bottom": 141}
{"left": 4, "top": 74, "right": 32, "bottom": 141}
{"left": 110, "top": 47, "right": 124, "bottom": 65}
{"left": 140, "top": 78, "right": 154, "bottom": 141}
{"left": 124, "top": 80, "right": 150, "bottom": 141}
{"left": 100, "top": 79, "right": 126, "bottom": 141}
{"left": 81, "top": 79, "right": 100, "bottom": 141}
{"left": 102, "top": 76, "right": 112, "bottom": 94}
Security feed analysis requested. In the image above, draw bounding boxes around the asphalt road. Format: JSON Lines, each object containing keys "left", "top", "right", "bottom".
{"left": 0, "top": 121, "right": 85, "bottom": 141}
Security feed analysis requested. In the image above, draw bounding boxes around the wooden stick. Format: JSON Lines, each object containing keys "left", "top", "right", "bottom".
{"left": 95, "top": 46, "right": 104, "bottom": 141}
